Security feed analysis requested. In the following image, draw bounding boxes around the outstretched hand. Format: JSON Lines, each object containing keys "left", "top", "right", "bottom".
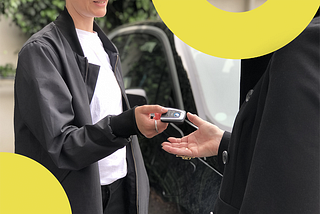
{"left": 135, "top": 105, "right": 168, "bottom": 138}
{"left": 162, "top": 113, "right": 224, "bottom": 158}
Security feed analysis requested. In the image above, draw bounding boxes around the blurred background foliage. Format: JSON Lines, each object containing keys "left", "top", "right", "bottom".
{"left": 0, "top": 0, "right": 159, "bottom": 36}
{"left": 0, "top": 64, "right": 15, "bottom": 78}
{"left": 0, "top": 0, "right": 159, "bottom": 77}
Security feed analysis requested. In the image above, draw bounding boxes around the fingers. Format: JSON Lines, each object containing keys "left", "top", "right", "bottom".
{"left": 159, "top": 120, "right": 169, "bottom": 130}
{"left": 135, "top": 105, "right": 169, "bottom": 138}
{"left": 154, "top": 119, "right": 168, "bottom": 134}
{"left": 143, "top": 119, "right": 168, "bottom": 138}
{"left": 161, "top": 141, "right": 193, "bottom": 157}
{"left": 162, "top": 137, "right": 192, "bottom": 156}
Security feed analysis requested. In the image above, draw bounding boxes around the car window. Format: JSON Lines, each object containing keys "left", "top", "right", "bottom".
{"left": 174, "top": 36, "right": 240, "bottom": 132}
{"left": 191, "top": 48, "right": 240, "bottom": 129}
{"left": 112, "top": 33, "right": 173, "bottom": 107}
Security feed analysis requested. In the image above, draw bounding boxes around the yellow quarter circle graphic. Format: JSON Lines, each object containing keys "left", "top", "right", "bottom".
{"left": 0, "top": 152, "right": 71, "bottom": 214}
{"left": 152, "top": 0, "right": 319, "bottom": 59}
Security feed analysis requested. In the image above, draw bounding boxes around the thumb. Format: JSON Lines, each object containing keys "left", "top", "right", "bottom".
{"left": 137, "top": 105, "right": 167, "bottom": 115}
{"left": 148, "top": 105, "right": 168, "bottom": 114}
{"left": 187, "top": 112, "right": 205, "bottom": 127}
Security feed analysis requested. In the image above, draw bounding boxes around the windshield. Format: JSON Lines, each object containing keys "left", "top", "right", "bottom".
{"left": 174, "top": 36, "right": 240, "bottom": 131}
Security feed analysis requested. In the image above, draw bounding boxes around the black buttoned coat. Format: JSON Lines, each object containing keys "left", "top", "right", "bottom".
{"left": 214, "top": 16, "right": 320, "bottom": 213}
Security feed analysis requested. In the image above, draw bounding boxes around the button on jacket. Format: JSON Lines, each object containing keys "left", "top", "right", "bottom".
{"left": 14, "top": 8, "right": 149, "bottom": 214}
{"left": 215, "top": 15, "right": 319, "bottom": 213}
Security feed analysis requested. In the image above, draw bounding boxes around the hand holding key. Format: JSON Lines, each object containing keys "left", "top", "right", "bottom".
{"left": 135, "top": 105, "right": 168, "bottom": 138}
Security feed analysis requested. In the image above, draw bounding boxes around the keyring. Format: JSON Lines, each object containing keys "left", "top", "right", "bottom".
{"left": 176, "top": 155, "right": 193, "bottom": 160}
{"left": 155, "top": 120, "right": 159, "bottom": 133}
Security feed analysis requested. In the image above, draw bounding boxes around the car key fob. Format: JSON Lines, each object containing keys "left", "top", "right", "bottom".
{"left": 160, "top": 108, "right": 186, "bottom": 124}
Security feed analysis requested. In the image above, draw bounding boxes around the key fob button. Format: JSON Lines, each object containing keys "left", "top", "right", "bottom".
{"left": 174, "top": 112, "right": 180, "bottom": 117}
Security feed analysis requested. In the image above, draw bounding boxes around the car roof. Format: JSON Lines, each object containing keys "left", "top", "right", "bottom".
{"left": 110, "top": 20, "right": 173, "bottom": 38}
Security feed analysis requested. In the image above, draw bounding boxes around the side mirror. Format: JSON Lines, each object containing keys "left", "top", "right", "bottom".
{"left": 125, "top": 88, "right": 148, "bottom": 107}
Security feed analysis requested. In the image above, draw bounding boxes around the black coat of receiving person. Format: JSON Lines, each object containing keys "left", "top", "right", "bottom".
{"left": 214, "top": 12, "right": 320, "bottom": 214}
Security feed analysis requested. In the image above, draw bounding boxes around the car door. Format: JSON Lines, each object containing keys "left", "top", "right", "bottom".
{"left": 109, "top": 23, "right": 223, "bottom": 214}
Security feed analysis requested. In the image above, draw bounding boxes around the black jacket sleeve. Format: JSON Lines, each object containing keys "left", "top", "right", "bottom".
{"left": 15, "top": 40, "right": 133, "bottom": 171}
{"left": 110, "top": 106, "right": 142, "bottom": 138}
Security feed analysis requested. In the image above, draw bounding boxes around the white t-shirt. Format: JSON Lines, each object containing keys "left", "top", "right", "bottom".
{"left": 76, "top": 28, "right": 127, "bottom": 185}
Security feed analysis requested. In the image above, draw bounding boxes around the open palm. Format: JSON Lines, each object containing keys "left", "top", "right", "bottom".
{"left": 162, "top": 113, "right": 224, "bottom": 158}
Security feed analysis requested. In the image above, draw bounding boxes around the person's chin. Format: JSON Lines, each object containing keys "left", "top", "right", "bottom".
{"left": 94, "top": 10, "right": 107, "bottom": 18}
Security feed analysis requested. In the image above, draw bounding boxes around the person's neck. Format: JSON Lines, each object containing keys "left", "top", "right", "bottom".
{"left": 74, "top": 20, "right": 94, "bottom": 33}
{"left": 66, "top": 5, "right": 94, "bottom": 32}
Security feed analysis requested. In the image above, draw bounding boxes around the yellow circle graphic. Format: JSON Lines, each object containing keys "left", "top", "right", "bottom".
{"left": 152, "top": 0, "right": 319, "bottom": 59}
{"left": 0, "top": 152, "right": 71, "bottom": 214}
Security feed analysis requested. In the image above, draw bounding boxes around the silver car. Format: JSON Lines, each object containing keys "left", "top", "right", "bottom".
{"left": 109, "top": 21, "right": 240, "bottom": 214}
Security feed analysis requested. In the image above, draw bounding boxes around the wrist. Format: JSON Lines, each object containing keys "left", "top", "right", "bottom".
{"left": 110, "top": 107, "right": 138, "bottom": 138}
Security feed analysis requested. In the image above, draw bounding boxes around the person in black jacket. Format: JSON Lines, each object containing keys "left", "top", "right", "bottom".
{"left": 162, "top": 11, "right": 319, "bottom": 214}
{"left": 14, "top": 1, "right": 168, "bottom": 214}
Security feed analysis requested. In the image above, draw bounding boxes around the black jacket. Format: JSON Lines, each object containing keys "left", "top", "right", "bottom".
{"left": 215, "top": 16, "right": 320, "bottom": 213}
{"left": 14, "top": 8, "right": 149, "bottom": 214}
